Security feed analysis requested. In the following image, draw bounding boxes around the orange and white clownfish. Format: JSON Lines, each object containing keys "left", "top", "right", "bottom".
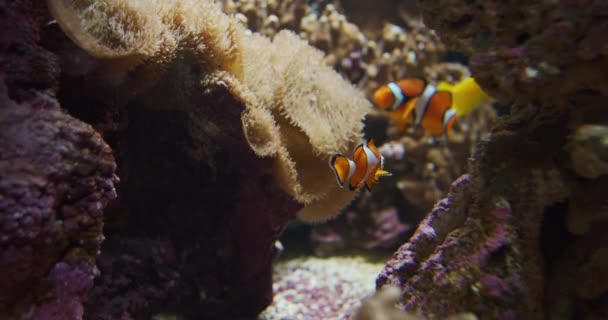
{"left": 372, "top": 78, "right": 459, "bottom": 137}
{"left": 329, "top": 139, "right": 392, "bottom": 191}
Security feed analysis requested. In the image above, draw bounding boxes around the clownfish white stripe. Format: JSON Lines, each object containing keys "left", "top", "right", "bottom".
{"left": 361, "top": 143, "right": 380, "bottom": 184}
{"left": 329, "top": 139, "right": 391, "bottom": 191}
{"left": 345, "top": 158, "right": 357, "bottom": 184}
{"left": 443, "top": 108, "right": 457, "bottom": 128}
{"left": 414, "top": 84, "right": 437, "bottom": 125}
{"left": 387, "top": 82, "right": 405, "bottom": 111}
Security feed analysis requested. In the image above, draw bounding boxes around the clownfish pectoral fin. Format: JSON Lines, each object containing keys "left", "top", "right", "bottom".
{"left": 376, "top": 169, "right": 392, "bottom": 177}
{"left": 400, "top": 99, "right": 417, "bottom": 125}
{"left": 329, "top": 154, "right": 354, "bottom": 188}
{"left": 364, "top": 169, "right": 392, "bottom": 191}
{"left": 396, "top": 78, "right": 426, "bottom": 97}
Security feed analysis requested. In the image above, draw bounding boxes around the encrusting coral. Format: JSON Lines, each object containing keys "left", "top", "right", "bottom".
{"left": 1, "top": 0, "right": 376, "bottom": 318}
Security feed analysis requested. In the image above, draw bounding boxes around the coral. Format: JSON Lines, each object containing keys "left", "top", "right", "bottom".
{"left": 0, "top": 1, "right": 118, "bottom": 318}
{"left": 229, "top": 0, "right": 495, "bottom": 254}
{"left": 377, "top": 1, "right": 608, "bottom": 319}
{"left": 260, "top": 256, "right": 385, "bottom": 320}
{"left": 0, "top": 86, "right": 116, "bottom": 318}
{"left": 84, "top": 238, "right": 180, "bottom": 320}
{"left": 311, "top": 205, "right": 410, "bottom": 256}
{"left": 311, "top": 102, "right": 496, "bottom": 255}
{"left": 378, "top": 147, "right": 568, "bottom": 318}
{"left": 25, "top": 260, "right": 98, "bottom": 320}
{"left": 36, "top": 0, "right": 372, "bottom": 318}
{"left": 565, "top": 124, "right": 608, "bottom": 179}
{"left": 49, "top": 0, "right": 369, "bottom": 221}
{"left": 352, "top": 286, "right": 424, "bottom": 320}
{"left": 220, "top": 0, "right": 446, "bottom": 97}
{"left": 418, "top": 0, "right": 608, "bottom": 103}
{"left": 351, "top": 286, "right": 479, "bottom": 320}
{"left": 239, "top": 30, "right": 369, "bottom": 221}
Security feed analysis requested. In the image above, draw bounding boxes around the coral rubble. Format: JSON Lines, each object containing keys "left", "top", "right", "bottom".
{"left": 378, "top": 1, "right": 608, "bottom": 319}
{"left": 260, "top": 256, "right": 385, "bottom": 320}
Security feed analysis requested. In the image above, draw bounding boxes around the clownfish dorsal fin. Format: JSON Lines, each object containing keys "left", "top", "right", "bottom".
{"left": 396, "top": 78, "right": 426, "bottom": 98}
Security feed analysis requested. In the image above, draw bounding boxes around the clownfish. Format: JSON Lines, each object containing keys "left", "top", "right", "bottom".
{"left": 372, "top": 77, "right": 489, "bottom": 137}
{"left": 329, "top": 139, "right": 392, "bottom": 191}
{"left": 436, "top": 77, "right": 490, "bottom": 116}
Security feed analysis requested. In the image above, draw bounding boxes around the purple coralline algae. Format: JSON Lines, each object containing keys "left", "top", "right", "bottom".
{"left": 3, "top": 0, "right": 373, "bottom": 318}
{"left": 0, "top": 1, "right": 118, "bottom": 318}
{"left": 378, "top": 1, "right": 608, "bottom": 319}
{"left": 312, "top": 203, "right": 411, "bottom": 256}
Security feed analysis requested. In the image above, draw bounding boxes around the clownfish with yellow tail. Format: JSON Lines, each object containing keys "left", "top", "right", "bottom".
{"left": 372, "top": 77, "right": 489, "bottom": 137}
{"left": 329, "top": 139, "right": 392, "bottom": 191}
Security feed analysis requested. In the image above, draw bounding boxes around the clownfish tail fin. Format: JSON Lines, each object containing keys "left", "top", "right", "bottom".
{"left": 437, "top": 81, "right": 454, "bottom": 92}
